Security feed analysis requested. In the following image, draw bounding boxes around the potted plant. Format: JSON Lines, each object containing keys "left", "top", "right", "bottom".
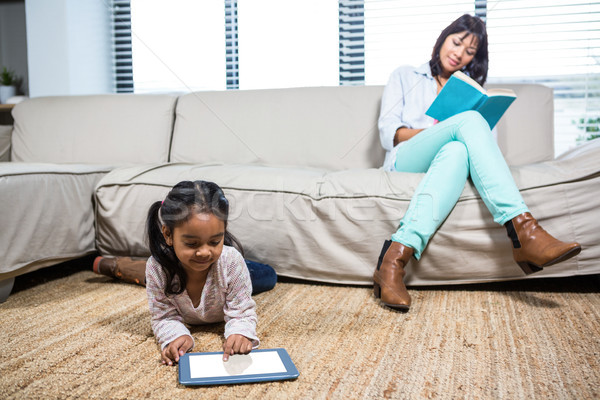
{"left": 0, "top": 67, "right": 18, "bottom": 104}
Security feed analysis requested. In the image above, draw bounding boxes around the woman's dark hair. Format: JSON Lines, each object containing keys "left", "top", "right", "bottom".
{"left": 146, "top": 180, "right": 243, "bottom": 295}
{"left": 429, "top": 14, "right": 489, "bottom": 86}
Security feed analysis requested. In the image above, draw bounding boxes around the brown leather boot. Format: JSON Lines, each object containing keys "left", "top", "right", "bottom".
{"left": 373, "top": 240, "right": 414, "bottom": 311}
{"left": 505, "top": 212, "right": 581, "bottom": 275}
{"left": 93, "top": 256, "right": 147, "bottom": 286}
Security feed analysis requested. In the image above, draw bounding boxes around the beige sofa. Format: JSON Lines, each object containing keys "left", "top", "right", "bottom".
{"left": 0, "top": 95, "right": 177, "bottom": 300}
{"left": 1, "top": 84, "right": 599, "bottom": 301}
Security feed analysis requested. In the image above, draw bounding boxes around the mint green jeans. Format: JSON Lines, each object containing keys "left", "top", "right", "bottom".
{"left": 391, "top": 110, "right": 529, "bottom": 259}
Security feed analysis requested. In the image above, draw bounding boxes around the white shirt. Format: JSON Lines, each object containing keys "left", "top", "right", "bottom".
{"left": 378, "top": 63, "right": 438, "bottom": 171}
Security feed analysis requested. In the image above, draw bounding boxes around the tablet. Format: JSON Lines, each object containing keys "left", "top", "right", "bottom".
{"left": 178, "top": 348, "right": 299, "bottom": 386}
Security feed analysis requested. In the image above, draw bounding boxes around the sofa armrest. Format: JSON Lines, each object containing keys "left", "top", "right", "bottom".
{"left": 0, "top": 125, "right": 11, "bottom": 162}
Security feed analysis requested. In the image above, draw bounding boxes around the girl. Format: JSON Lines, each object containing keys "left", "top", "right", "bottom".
{"left": 145, "top": 180, "right": 267, "bottom": 365}
{"left": 375, "top": 14, "right": 581, "bottom": 311}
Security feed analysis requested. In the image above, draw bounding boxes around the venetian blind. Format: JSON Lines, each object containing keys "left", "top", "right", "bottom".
{"left": 111, "top": 0, "right": 133, "bottom": 93}
{"left": 484, "top": 0, "right": 600, "bottom": 156}
{"left": 364, "top": 0, "right": 600, "bottom": 156}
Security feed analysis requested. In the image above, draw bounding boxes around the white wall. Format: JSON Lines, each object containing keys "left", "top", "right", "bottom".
{"left": 25, "top": 0, "right": 113, "bottom": 97}
{"left": 0, "top": 1, "right": 29, "bottom": 96}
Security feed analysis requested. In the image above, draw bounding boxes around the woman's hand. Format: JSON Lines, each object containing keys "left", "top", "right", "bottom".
{"left": 161, "top": 335, "right": 194, "bottom": 366}
{"left": 222, "top": 334, "right": 253, "bottom": 361}
{"left": 394, "top": 127, "right": 424, "bottom": 146}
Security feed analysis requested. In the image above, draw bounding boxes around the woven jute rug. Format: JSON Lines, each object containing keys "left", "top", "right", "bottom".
{"left": 1, "top": 262, "right": 599, "bottom": 399}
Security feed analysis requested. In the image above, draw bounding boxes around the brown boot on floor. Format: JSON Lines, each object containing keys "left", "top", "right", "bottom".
{"left": 505, "top": 212, "right": 581, "bottom": 275}
{"left": 373, "top": 240, "right": 414, "bottom": 311}
{"left": 93, "top": 256, "right": 147, "bottom": 286}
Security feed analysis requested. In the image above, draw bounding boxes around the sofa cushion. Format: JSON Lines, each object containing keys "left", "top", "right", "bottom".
{"left": 94, "top": 140, "right": 600, "bottom": 285}
{"left": 94, "top": 163, "right": 333, "bottom": 257}
{"left": 169, "top": 86, "right": 386, "bottom": 170}
{"left": 0, "top": 163, "right": 112, "bottom": 278}
{"left": 170, "top": 84, "right": 553, "bottom": 171}
{"left": 488, "top": 83, "right": 555, "bottom": 165}
{"left": 10, "top": 95, "right": 177, "bottom": 164}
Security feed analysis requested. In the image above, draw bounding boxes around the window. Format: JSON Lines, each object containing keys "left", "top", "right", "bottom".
{"left": 116, "top": 1, "right": 599, "bottom": 155}
{"left": 236, "top": 0, "right": 338, "bottom": 90}
{"left": 364, "top": 0, "right": 475, "bottom": 85}
{"left": 363, "top": 0, "right": 600, "bottom": 155}
{"left": 485, "top": 1, "right": 600, "bottom": 156}
{"left": 128, "top": 0, "right": 226, "bottom": 93}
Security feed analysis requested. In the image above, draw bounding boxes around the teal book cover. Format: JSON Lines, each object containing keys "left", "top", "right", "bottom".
{"left": 426, "top": 71, "right": 516, "bottom": 129}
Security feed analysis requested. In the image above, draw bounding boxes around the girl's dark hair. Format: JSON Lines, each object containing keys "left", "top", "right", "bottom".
{"left": 429, "top": 14, "right": 489, "bottom": 86}
{"left": 146, "top": 180, "right": 243, "bottom": 295}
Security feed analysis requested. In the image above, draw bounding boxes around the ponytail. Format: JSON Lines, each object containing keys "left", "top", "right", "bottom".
{"left": 146, "top": 200, "right": 187, "bottom": 295}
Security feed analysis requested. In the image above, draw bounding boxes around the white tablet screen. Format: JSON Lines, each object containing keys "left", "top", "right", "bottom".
{"left": 189, "top": 351, "right": 287, "bottom": 379}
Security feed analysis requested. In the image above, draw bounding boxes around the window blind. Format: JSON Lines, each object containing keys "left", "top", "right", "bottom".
{"left": 340, "top": 0, "right": 366, "bottom": 85}
{"left": 111, "top": 0, "right": 133, "bottom": 93}
{"left": 117, "top": 1, "right": 599, "bottom": 154}
{"left": 225, "top": 0, "right": 239, "bottom": 89}
{"left": 364, "top": 0, "right": 600, "bottom": 156}
{"left": 484, "top": 0, "right": 600, "bottom": 156}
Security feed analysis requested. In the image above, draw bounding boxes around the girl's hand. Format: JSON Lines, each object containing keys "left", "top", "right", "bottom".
{"left": 222, "top": 334, "right": 253, "bottom": 361}
{"left": 161, "top": 335, "right": 194, "bottom": 366}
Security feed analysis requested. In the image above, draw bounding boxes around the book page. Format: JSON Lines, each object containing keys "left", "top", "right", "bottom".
{"left": 452, "top": 71, "right": 485, "bottom": 94}
{"left": 486, "top": 88, "right": 516, "bottom": 97}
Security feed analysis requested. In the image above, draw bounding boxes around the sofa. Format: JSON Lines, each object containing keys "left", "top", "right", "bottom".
{"left": 1, "top": 84, "right": 599, "bottom": 302}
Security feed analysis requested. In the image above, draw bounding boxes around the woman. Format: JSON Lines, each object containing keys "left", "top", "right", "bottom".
{"left": 374, "top": 14, "right": 581, "bottom": 311}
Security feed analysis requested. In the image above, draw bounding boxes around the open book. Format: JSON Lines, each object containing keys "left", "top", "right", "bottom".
{"left": 425, "top": 70, "right": 517, "bottom": 129}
